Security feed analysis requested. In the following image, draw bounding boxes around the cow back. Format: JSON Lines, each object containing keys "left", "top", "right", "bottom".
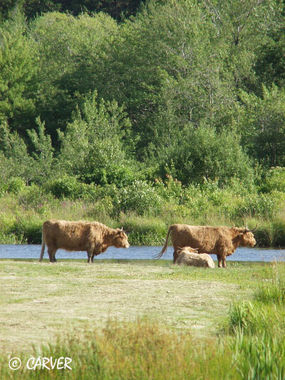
{"left": 171, "top": 225, "right": 232, "bottom": 255}
{"left": 43, "top": 220, "right": 104, "bottom": 251}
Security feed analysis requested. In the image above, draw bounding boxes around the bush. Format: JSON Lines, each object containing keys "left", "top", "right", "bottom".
{"left": 121, "top": 216, "right": 167, "bottom": 245}
{"left": 262, "top": 167, "right": 285, "bottom": 193}
{"left": 5, "top": 177, "right": 25, "bottom": 194}
{"left": 119, "top": 181, "right": 163, "bottom": 216}
{"left": 158, "top": 125, "right": 254, "bottom": 186}
{"left": 272, "top": 219, "right": 285, "bottom": 247}
{"left": 18, "top": 184, "right": 53, "bottom": 210}
{"left": 8, "top": 217, "right": 42, "bottom": 244}
{"left": 254, "top": 223, "right": 273, "bottom": 247}
{"left": 45, "top": 176, "right": 97, "bottom": 200}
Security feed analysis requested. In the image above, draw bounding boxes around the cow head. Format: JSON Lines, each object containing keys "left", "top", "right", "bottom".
{"left": 236, "top": 228, "right": 256, "bottom": 247}
{"left": 177, "top": 246, "right": 199, "bottom": 255}
{"left": 113, "top": 228, "right": 130, "bottom": 248}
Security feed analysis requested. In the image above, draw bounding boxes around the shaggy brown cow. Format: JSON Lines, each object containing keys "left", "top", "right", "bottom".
{"left": 156, "top": 224, "right": 256, "bottom": 268}
{"left": 39, "top": 220, "right": 130, "bottom": 263}
{"left": 175, "top": 247, "right": 215, "bottom": 268}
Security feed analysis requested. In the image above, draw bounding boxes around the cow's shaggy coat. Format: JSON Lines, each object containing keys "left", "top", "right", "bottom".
{"left": 175, "top": 247, "right": 215, "bottom": 268}
{"left": 156, "top": 224, "right": 256, "bottom": 268}
{"left": 39, "top": 220, "right": 130, "bottom": 263}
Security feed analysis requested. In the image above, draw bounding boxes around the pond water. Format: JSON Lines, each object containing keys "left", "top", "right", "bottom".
{"left": 0, "top": 245, "right": 284, "bottom": 262}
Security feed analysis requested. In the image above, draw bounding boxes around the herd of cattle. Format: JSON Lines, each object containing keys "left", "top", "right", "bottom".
{"left": 39, "top": 219, "right": 256, "bottom": 268}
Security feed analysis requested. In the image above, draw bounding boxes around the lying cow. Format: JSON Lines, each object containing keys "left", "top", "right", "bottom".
{"left": 175, "top": 247, "right": 215, "bottom": 268}
{"left": 156, "top": 224, "right": 256, "bottom": 268}
{"left": 39, "top": 219, "right": 130, "bottom": 263}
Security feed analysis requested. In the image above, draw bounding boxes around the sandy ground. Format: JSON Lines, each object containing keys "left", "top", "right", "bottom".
{"left": 0, "top": 260, "right": 243, "bottom": 353}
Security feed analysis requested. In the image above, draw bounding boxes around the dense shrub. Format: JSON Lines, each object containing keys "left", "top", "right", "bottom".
{"left": 119, "top": 181, "right": 163, "bottom": 216}
{"left": 18, "top": 184, "right": 52, "bottom": 209}
{"left": 263, "top": 167, "right": 285, "bottom": 193}
{"left": 4, "top": 177, "right": 25, "bottom": 194}
{"left": 8, "top": 217, "right": 42, "bottom": 244}
{"left": 45, "top": 176, "right": 96, "bottom": 200}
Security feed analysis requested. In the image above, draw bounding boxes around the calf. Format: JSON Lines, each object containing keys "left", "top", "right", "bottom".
{"left": 175, "top": 247, "right": 215, "bottom": 268}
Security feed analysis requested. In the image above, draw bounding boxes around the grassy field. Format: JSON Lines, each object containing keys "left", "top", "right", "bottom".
{"left": 0, "top": 259, "right": 284, "bottom": 379}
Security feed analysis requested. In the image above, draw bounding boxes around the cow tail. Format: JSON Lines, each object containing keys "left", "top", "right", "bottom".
{"left": 39, "top": 230, "right": 45, "bottom": 262}
{"left": 154, "top": 225, "right": 173, "bottom": 259}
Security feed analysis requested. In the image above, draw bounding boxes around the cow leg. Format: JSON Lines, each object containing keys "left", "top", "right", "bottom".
{"left": 217, "top": 255, "right": 222, "bottom": 268}
{"left": 173, "top": 250, "right": 178, "bottom": 264}
{"left": 48, "top": 247, "right": 57, "bottom": 263}
{"left": 52, "top": 250, "right": 57, "bottom": 262}
{"left": 222, "top": 257, "right": 227, "bottom": 268}
{"left": 87, "top": 250, "right": 92, "bottom": 264}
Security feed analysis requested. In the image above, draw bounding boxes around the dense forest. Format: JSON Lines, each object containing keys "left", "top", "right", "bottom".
{"left": 0, "top": 0, "right": 285, "bottom": 245}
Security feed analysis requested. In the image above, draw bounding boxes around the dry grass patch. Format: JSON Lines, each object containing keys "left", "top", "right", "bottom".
{"left": 1, "top": 260, "right": 251, "bottom": 353}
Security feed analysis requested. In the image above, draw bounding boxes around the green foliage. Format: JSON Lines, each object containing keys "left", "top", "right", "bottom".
{"left": 240, "top": 85, "right": 285, "bottom": 167}
{"left": 255, "top": 278, "right": 285, "bottom": 306}
{"left": 30, "top": 11, "right": 118, "bottom": 138}
{"left": 0, "top": 0, "right": 284, "bottom": 238}
{"left": 263, "top": 167, "right": 285, "bottom": 192}
{"left": 0, "top": 10, "right": 37, "bottom": 133}
{"left": 5, "top": 177, "right": 25, "bottom": 194}
{"left": 27, "top": 117, "right": 55, "bottom": 183}
{"left": 228, "top": 266, "right": 285, "bottom": 380}
{"left": 18, "top": 184, "right": 52, "bottom": 210}
{"left": 0, "top": 119, "right": 55, "bottom": 185}
{"left": 272, "top": 219, "right": 285, "bottom": 247}
{"left": 232, "top": 332, "right": 285, "bottom": 380}
{"left": 121, "top": 216, "right": 166, "bottom": 245}
{"left": 157, "top": 124, "right": 254, "bottom": 185}
{"left": 255, "top": 26, "right": 285, "bottom": 89}
{"left": 0, "top": 121, "right": 34, "bottom": 182}
{"left": 229, "top": 301, "right": 258, "bottom": 333}
{"left": 119, "top": 181, "right": 163, "bottom": 216}
{"left": 9, "top": 217, "right": 42, "bottom": 244}
{"left": 0, "top": 0, "right": 145, "bottom": 21}
{"left": 58, "top": 91, "right": 133, "bottom": 185}
{"left": 46, "top": 176, "right": 97, "bottom": 200}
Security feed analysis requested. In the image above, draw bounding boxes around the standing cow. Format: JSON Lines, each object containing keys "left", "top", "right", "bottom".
{"left": 155, "top": 224, "right": 256, "bottom": 268}
{"left": 39, "top": 220, "right": 130, "bottom": 263}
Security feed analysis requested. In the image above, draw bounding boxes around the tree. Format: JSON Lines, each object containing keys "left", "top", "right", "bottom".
{"left": 57, "top": 91, "right": 134, "bottom": 185}
{"left": 0, "top": 118, "right": 55, "bottom": 184}
{"left": 0, "top": 0, "right": 145, "bottom": 21}
{"left": 255, "top": 27, "right": 285, "bottom": 90}
{"left": 30, "top": 11, "right": 118, "bottom": 142}
{"left": 0, "top": 0, "right": 18, "bottom": 21}
{"left": 203, "top": 0, "right": 283, "bottom": 93}
{"left": 96, "top": 0, "right": 232, "bottom": 158}
{"left": 239, "top": 85, "right": 285, "bottom": 167}
{"left": 0, "top": 11, "right": 38, "bottom": 134}
{"left": 0, "top": 121, "right": 34, "bottom": 182}
{"left": 156, "top": 123, "right": 254, "bottom": 186}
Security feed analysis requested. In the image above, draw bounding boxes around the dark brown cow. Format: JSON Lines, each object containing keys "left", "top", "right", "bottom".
{"left": 39, "top": 220, "right": 130, "bottom": 263}
{"left": 155, "top": 224, "right": 256, "bottom": 268}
